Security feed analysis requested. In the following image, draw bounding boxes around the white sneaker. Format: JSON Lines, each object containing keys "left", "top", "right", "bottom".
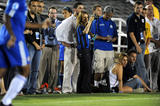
{"left": 133, "top": 88, "right": 144, "bottom": 93}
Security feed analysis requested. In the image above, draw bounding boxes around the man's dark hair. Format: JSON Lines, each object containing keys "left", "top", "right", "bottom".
{"left": 63, "top": 7, "right": 73, "bottom": 13}
{"left": 145, "top": 0, "right": 153, "bottom": 2}
{"left": 134, "top": 1, "right": 143, "bottom": 6}
{"left": 28, "top": 0, "right": 38, "bottom": 6}
{"left": 93, "top": 4, "right": 102, "bottom": 11}
{"left": 38, "top": 0, "right": 44, "bottom": 3}
{"left": 48, "top": 6, "right": 57, "bottom": 12}
{"left": 127, "top": 49, "right": 137, "bottom": 56}
{"left": 73, "top": 2, "right": 83, "bottom": 9}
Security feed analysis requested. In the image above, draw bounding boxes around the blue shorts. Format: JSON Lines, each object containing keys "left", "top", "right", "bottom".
{"left": 0, "top": 40, "right": 30, "bottom": 68}
{"left": 59, "top": 44, "right": 64, "bottom": 61}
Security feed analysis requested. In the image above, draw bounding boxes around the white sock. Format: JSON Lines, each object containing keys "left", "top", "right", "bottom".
{"left": 2, "top": 74, "right": 26, "bottom": 105}
{"left": 94, "top": 80, "right": 100, "bottom": 87}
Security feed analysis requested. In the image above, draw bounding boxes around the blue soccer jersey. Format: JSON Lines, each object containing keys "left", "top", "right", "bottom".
{"left": 77, "top": 25, "right": 90, "bottom": 51}
{"left": 0, "top": 0, "right": 29, "bottom": 68}
{"left": 91, "top": 16, "right": 118, "bottom": 51}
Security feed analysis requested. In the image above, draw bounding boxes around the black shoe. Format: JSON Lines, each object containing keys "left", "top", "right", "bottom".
{"left": 0, "top": 102, "right": 13, "bottom": 106}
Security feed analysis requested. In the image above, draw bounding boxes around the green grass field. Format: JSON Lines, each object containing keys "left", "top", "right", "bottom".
{"left": 1, "top": 93, "right": 160, "bottom": 106}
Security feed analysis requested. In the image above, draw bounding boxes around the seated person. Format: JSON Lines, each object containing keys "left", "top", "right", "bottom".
{"left": 123, "top": 50, "right": 151, "bottom": 92}
{"left": 109, "top": 53, "right": 132, "bottom": 93}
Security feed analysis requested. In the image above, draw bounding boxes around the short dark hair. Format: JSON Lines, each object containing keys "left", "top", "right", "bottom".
{"left": 145, "top": 0, "right": 153, "bottom": 2}
{"left": 63, "top": 7, "right": 73, "bottom": 13}
{"left": 73, "top": 2, "right": 83, "bottom": 9}
{"left": 135, "top": 1, "right": 143, "bottom": 6}
{"left": 93, "top": 4, "right": 102, "bottom": 11}
{"left": 38, "top": 0, "right": 44, "bottom": 2}
{"left": 127, "top": 49, "right": 137, "bottom": 56}
{"left": 49, "top": 6, "right": 57, "bottom": 11}
{"left": 28, "top": 0, "right": 38, "bottom": 6}
{"left": 48, "top": 6, "right": 57, "bottom": 13}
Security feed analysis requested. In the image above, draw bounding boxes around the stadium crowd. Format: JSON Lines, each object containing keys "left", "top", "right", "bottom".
{"left": 0, "top": 1, "right": 160, "bottom": 104}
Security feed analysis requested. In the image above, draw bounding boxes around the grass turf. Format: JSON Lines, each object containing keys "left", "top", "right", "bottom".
{"left": 1, "top": 93, "right": 160, "bottom": 106}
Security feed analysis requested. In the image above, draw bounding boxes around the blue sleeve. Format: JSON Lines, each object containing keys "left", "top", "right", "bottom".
{"left": 113, "top": 22, "right": 118, "bottom": 38}
{"left": 90, "top": 20, "right": 97, "bottom": 34}
{"left": 5, "top": 0, "right": 20, "bottom": 17}
{"left": 56, "top": 21, "right": 62, "bottom": 27}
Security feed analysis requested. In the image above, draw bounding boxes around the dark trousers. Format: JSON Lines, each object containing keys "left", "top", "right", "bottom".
{"left": 77, "top": 49, "right": 92, "bottom": 93}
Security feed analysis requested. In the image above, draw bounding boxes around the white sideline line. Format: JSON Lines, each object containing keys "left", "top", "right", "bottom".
{"left": 14, "top": 97, "right": 160, "bottom": 105}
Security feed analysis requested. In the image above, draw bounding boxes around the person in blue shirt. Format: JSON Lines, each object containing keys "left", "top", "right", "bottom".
{"left": 37, "top": 6, "right": 61, "bottom": 92}
{"left": 0, "top": 0, "right": 30, "bottom": 105}
{"left": 76, "top": 11, "right": 94, "bottom": 93}
{"left": 90, "top": 5, "right": 118, "bottom": 88}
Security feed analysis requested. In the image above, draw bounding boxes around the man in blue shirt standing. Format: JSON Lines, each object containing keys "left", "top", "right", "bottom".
{"left": 0, "top": 0, "right": 30, "bottom": 105}
{"left": 37, "top": 6, "right": 61, "bottom": 91}
{"left": 91, "top": 5, "right": 118, "bottom": 87}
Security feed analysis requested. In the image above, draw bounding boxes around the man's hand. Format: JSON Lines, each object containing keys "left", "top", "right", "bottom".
{"left": 33, "top": 42, "right": 41, "bottom": 50}
{"left": 42, "top": 18, "right": 52, "bottom": 29}
{"left": 136, "top": 45, "right": 142, "bottom": 53}
{"left": 62, "top": 42, "right": 71, "bottom": 47}
{"left": 103, "top": 35, "right": 112, "bottom": 41}
{"left": 7, "top": 35, "right": 16, "bottom": 49}
{"left": 41, "top": 44, "right": 45, "bottom": 49}
{"left": 24, "top": 30, "right": 33, "bottom": 35}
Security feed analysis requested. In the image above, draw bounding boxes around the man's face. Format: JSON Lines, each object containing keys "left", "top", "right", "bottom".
{"left": 121, "top": 56, "right": 128, "bottom": 67}
{"left": 62, "top": 10, "right": 72, "bottom": 19}
{"left": 134, "top": 4, "right": 143, "bottom": 15}
{"left": 142, "top": 9, "right": 147, "bottom": 17}
{"left": 147, "top": 5, "right": 154, "bottom": 17}
{"left": 29, "top": 1, "right": 37, "bottom": 14}
{"left": 82, "top": 13, "right": 89, "bottom": 24}
{"left": 37, "top": 2, "right": 44, "bottom": 14}
{"left": 94, "top": 7, "right": 102, "bottom": 17}
{"left": 75, "top": 5, "right": 84, "bottom": 14}
{"left": 48, "top": 9, "right": 57, "bottom": 20}
{"left": 104, "top": 12, "right": 113, "bottom": 20}
{"left": 129, "top": 53, "right": 137, "bottom": 64}
{"left": 145, "top": 0, "right": 152, "bottom": 5}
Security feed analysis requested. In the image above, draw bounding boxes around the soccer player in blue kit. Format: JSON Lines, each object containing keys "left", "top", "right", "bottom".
{"left": 0, "top": 0, "right": 30, "bottom": 105}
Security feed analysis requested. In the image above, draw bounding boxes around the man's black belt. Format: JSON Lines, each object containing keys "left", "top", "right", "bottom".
{"left": 45, "top": 45, "right": 57, "bottom": 48}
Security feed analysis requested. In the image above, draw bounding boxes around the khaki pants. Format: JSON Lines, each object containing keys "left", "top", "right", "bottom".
{"left": 37, "top": 46, "right": 59, "bottom": 89}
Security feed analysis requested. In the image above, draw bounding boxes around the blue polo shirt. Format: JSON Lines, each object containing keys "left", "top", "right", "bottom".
{"left": 91, "top": 16, "right": 118, "bottom": 51}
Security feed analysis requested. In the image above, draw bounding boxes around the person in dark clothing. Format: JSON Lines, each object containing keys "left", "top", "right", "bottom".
{"left": 76, "top": 11, "right": 94, "bottom": 93}
{"left": 123, "top": 50, "right": 151, "bottom": 92}
{"left": 23, "top": 0, "right": 45, "bottom": 94}
{"left": 126, "top": 1, "right": 149, "bottom": 85}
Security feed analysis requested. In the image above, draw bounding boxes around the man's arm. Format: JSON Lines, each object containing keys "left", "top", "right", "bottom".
{"left": 3, "top": 14, "right": 16, "bottom": 48}
{"left": 133, "top": 75, "right": 151, "bottom": 92}
{"left": 130, "top": 32, "right": 142, "bottom": 53}
{"left": 25, "top": 21, "right": 42, "bottom": 29}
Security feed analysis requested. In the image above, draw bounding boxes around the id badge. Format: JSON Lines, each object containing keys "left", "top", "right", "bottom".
{"left": 140, "top": 32, "right": 144, "bottom": 40}
{"left": 35, "top": 32, "right": 40, "bottom": 39}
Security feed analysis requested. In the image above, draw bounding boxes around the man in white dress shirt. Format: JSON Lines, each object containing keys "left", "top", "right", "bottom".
{"left": 56, "top": 2, "right": 84, "bottom": 93}
{"left": 145, "top": 5, "right": 160, "bottom": 90}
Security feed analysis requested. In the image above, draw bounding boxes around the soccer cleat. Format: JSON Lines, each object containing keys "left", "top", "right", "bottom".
{"left": 0, "top": 102, "right": 13, "bottom": 106}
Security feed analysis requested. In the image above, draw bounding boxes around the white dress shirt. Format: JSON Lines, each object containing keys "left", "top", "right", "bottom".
{"left": 146, "top": 17, "right": 160, "bottom": 53}
{"left": 56, "top": 14, "right": 77, "bottom": 44}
